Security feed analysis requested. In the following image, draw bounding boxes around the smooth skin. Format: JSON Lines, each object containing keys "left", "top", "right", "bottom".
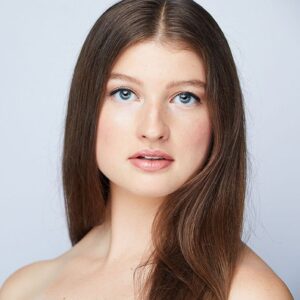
{"left": 0, "top": 40, "right": 294, "bottom": 299}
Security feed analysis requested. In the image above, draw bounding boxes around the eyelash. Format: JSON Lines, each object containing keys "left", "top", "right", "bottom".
{"left": 109, "top": 87, "right": 201, "bottom": 106}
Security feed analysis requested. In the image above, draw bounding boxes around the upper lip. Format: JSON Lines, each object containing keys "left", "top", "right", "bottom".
{"left": 129, "top": 149, "right": 174, "bottom": 161}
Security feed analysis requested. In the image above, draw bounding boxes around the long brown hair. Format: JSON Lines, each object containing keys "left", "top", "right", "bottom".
{"left": 62, "top": 0, "right": 248, "bottom": 299}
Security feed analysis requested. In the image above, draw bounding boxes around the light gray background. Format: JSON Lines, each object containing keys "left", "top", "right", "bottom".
{"left": 0, "top": 0, "right": 299, "bottom": 297}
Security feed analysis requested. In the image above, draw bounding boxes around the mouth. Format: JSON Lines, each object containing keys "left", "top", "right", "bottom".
{"left": 135, "top": 157, "right": 166, "bottom": 160}
{"left": 129, "top": 149, "right": 174, "bottom": 161}
{"left": 128, "top": 156, "right": 174, "bottom": 172}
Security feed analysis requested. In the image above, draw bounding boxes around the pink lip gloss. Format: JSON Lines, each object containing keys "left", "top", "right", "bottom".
{"left": 129, "top": 158, "right": 174, "bottom": 172}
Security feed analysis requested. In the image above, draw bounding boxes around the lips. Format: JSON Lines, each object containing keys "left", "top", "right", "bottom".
{"left": 129, "top": 149, "right": 174, "bottom": 161}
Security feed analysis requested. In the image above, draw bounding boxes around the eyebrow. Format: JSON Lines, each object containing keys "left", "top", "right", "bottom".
{"left": 109, "top": 72, "right": 206, "bottom": 89}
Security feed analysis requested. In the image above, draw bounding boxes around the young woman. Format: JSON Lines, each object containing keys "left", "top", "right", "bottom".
{"left": 0, "top": 0, "right": 294, "bottom": 299}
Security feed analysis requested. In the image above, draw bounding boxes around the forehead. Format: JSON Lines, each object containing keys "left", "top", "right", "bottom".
{"left": 109, "top": 40, "right": 206, "bottom": 85}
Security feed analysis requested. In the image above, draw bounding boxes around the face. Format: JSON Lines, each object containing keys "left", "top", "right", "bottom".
{"left": 96, "top": 40, "right": 212, "bottom": 200}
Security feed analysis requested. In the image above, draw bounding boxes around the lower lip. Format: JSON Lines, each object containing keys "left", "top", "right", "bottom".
{"left": 129, "top": 158, "right": 174, "bottom": 172}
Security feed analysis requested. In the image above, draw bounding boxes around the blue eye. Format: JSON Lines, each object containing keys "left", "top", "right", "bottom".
{"left": 109, "top": 88, "right": 201, "bottom": 106}
{"left": 173, "top": 92, "right": 201, "bottom": 106}
{"left": 110, "top": 88, "right": 136, "bottom": 102}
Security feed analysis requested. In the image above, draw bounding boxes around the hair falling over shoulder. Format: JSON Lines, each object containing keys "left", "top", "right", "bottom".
{"left": 62, "top": 0, "right": 249, "bottom": 299}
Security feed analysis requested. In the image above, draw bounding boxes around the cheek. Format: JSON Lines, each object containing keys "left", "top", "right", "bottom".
{"left": 96, "top": 105, "right": 114, "bottom": 162}
{"left": 179, "top": 114, "right": 212, "bottom": 166}
{"left": 96, "top": 106, "right": 121, "bottom": 175}
{"left": 182, "top": 114, "right": 211, "bottom": 148}
{"left": 96, "top": 113, "right": 110, "bottom": 146}
{"left": 96, "top": 104, "right": 131, "bottom": 157}
{"left": 194, "top": 119, "right": 212, "bottom": 147}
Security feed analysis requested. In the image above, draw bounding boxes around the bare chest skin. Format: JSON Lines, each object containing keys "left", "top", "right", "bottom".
{"left": 15, "top": 232, "right": 288, "bottom": 300}
{"left": 37, "top": 257, "right": 139, "bottom": 300}
{"left": 33, "top": 226, "right": 149, "bottom": 300}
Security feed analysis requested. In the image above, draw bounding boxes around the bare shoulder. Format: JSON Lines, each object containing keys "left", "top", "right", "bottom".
{"left": 0, "top": 226, "right": 102, "bottom": 300}
{"left": 229, "top": 244, "right": 294, "bottom": 300}
{"left": 0, "top": 258, "right": 59, "bottom": 300}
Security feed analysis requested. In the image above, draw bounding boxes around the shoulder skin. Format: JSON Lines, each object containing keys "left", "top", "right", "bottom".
{"left": 0, "top": 259, "right": 57, "bottom": 300}
{"left": 228, "top": 245, "right": 294, "bottom": 300}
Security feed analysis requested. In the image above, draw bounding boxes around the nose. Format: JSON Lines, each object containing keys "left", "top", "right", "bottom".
{"left": 137, "top": 102, "right": 170, "bottom": 143}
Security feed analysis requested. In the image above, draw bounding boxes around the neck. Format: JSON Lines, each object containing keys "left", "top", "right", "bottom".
{"left": 100, "top": 182, "right": 165, "bottom": 265}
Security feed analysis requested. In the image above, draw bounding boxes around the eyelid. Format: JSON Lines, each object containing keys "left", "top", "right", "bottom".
{"left": 110, "top": 86, "right": 138, "bottom": 97}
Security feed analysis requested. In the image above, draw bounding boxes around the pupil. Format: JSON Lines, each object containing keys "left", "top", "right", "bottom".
{"left": 121, "top": 90, "right": 130, "bottom": 99}
{"left": 180, "top": 93, "right": 190, "bottom": 103}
